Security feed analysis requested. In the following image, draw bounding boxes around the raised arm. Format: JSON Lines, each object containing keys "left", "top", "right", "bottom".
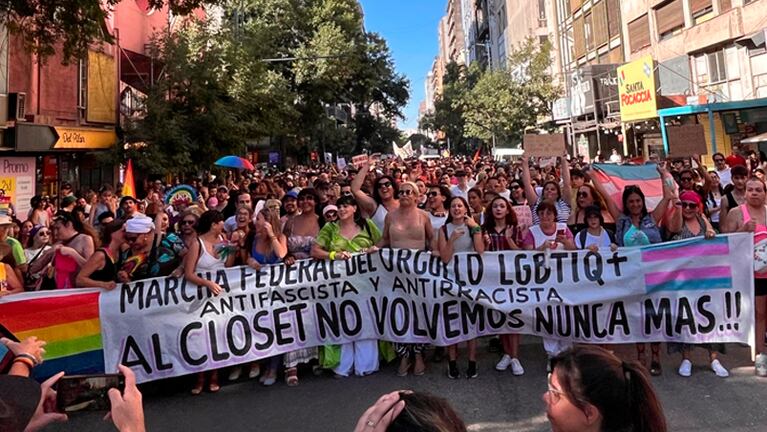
{"left": 651, "top": 164, "right": 677, "bottom": 225}
{"left": 351, "top": 160, "right": 378, "bottom": 217}
{"left": 561, "top": 156, "right": 573, "bottom": 206}
{"left": 520, "top": 155, "right": 539, "bottom": 205}
{"left": 693, "top": 155, "right": 712, "bottom": 194}
{"left": 586, "top": 167, "right": 621, "bottom": 221}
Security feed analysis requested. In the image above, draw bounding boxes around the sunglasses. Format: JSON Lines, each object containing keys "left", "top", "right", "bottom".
{"left": 324, "top": 211, "right": 338, "bottom": 218}
{"left": 577, "top": 191, "right": 590, "bottom": 198}
{"left": 714, "top": 159, "right": 725, "bottom": 163}
{"left": 38, "top": 231, "right": 50, "bottom": 236}
{"left": 427, "top": 191, "right": 438, "bottom": 198}
{"left": 181, "top": 220, "right": 196, "bottom": 226}
{"left": 378, "top": 182, "right": 393, "bottom": 189}
{"left": 678, "top": 201, "right": 699, "bottom": 209}
{"left": 680, "top": 177, "right": 693, "bottom": 182}
{"left": 298, "top": 196, "right": 315, "bottom": 201}
{"left": 125, "top": 234, "right": 142, "bottom": 243}
{"left": 341, "top": 191, "right": 353, "bottom": 196}
{"left": 397, "top": 189, "right": 414, "bottom": 197}
{"left": 510, "top": 185, "right": 521, "bottom": 190}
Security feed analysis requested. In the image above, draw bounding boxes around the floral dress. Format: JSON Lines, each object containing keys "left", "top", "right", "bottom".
{"left": 283, "top": 234, "right": 319, "bottom": 368}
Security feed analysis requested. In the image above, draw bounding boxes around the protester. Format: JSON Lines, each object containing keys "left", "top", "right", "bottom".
{"left": 378, "top": 181, "right": 433, "bottom": 376}
{"left": 28, "top": 196, "right": 50, "bottom": 227}
{"left": 467, "top": 187, "right": 484, "bottom": 225}
{"left": 567, "top": 184, "right": 612, "bottom": 234}
{"left": 312, "top": 194, "right": 381, "bottom": 377}
{"left": 23, "top": 225, "right": 51, "bottom": 274}
{"left": 548, "top": 346, "right": 667, "bottom": 432}
{"left": 706, "top": 170, "right": 725, "bottom": 231}
{"left": 76, "top": 219, "right": 126, "bottom": 290}
{"left": 574, "top": 205, "right": 616, "bottom": 251}
{"left": 482, "top": 196, "right": 524, "bottom": 376}
{"left": 520, "top": 155, "right": 573, "bottom": 224}
{"left": 0, "top": 214, "right": 27, "bottom": 276}
{"left": 28, "top": 211, "right": 95, "bottom": 289}
{"left": 353, "top": 391, "right": 466, "bottom": 432}
{"left": 720, "top": 164, "right": 749, "bottom": 230}
{"left": 322, "top": 204, "right": 338, "bottom": 224}
{"left": 438, "top": 196, "right": 484, "bottom": 379}
{"left": 723, "top": 177, "right": 767, "bottom": 376}
{"left": 352, "top": 158, "right": 399, "bottom": 233}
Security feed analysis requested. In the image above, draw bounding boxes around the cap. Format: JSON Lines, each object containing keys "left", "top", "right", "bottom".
{"left": 119, "top": 196, "right": 137, "bottom": 206}
{"left": 125, "top": 216, "right": 155, "bottom": 234}
{"left": 61, "top": 195, "right": 77, "bottom": 207}
{"left": 283, "top": 190, "right": 299, "bottom": 200}
{"left": 323, "top": 205, "right": 338, "bottom": 215}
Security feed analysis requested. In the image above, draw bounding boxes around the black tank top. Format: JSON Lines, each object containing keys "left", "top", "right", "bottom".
{"left": 90, "top": 248, "right": 117, "bottom": 283}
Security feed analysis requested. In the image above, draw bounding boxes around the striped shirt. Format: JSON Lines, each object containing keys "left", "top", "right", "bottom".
{"left": 531, "top": 196, "right": 571, "bottom": 225}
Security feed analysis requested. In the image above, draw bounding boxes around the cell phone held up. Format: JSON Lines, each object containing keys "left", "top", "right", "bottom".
{"left": 56, "top": 373, "right": 125, "bottom": 413}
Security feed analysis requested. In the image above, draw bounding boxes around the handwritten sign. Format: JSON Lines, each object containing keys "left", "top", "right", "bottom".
{"left": 352, "top": 154, "right": 368, "bottom": 168}
{"left": 513, "top": 205, "right": 533, "bottom": 229}
{"left": 523, "top": 134, "right": 566, "bottom": 157}
{"left": 666, "top": 125, "right": 707, "bottom": 158}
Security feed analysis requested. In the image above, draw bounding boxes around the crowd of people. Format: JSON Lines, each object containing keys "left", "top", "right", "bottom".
{"left": 1, "top": 148, "right": 766, "bottom": 395}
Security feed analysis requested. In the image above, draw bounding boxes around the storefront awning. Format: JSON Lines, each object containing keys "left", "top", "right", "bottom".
{"left": 741, "top": 131, "right": 767, "bottom": 144}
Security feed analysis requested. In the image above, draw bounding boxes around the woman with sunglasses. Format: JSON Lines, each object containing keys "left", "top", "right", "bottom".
{"left": 567, "top": 184, "right": 613, "bottom": 235}
{"left": 482, "top": 196, "right": 525, "bottom": 376}
{"left": 520, "top": 155, "right": 573, "bottom": 225}
{"left": 312, "top": 194, "right": 382, "bottom": 377}
{"left": 76, "top": 219, "right": 127, "bottom": 290}
{"left": 323, "top": 205, "right": 339, "bottom": 224}
{"left": 427, "top": 185, "right": 451, "bottom": 241}
{"left": 23, "top": 225, "right": 52, "bottom": 290}
{"left": 546, "top": 346, "right": 667, "bottom": 432}
{"left": 29, "top": 211, "right": 96, "bottom": 290}
{"left": 705, "top": 170, "right": 725, "bottom": 232}
{"left": 664, "top": 191, "right": 727, "bottom": 377}
{"left": 280, "top": 189, "right": 321, "bottom": 386}
{"left": 352, "top": 157, "right": 399, "bottom": 233}
{"left": 185, "top": 210, "right": 236, "bottom": 394}
{"left": 592, "top": 163, "right": 677, "bottom": 375}
{"left": 437, "top": 196, "right": 484, "bottom": 379}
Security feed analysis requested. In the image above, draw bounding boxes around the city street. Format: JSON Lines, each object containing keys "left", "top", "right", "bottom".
{"left": 58, "top": 338, "right": 767, "bottom": 432}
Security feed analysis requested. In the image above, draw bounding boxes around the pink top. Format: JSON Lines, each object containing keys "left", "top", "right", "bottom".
{"left": 742, "top": 204, "right": 767, "bottom": 279}
{"left": 54, "top": 251, "right": 79, "bottom": 289}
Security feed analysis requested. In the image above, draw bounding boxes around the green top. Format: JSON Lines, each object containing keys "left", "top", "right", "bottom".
{"left": 315, "top": 219, "right": 381, "bottom": 253}
{"left": 7, "top": 237, "right": 26, "bottom": 265}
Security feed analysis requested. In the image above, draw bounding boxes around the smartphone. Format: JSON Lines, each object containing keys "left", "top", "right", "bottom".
{"left": 0, "top": 324, "right": 18, "bottom": 374}
{"left": 56, "top": 373, "right": 125, "bottom": 413}
{"left": 557, "top": 228, "right": 566, "bottom": 237}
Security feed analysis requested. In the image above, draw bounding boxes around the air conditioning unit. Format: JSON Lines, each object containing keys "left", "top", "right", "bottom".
{"left": 8, "top": 93, "right": 26, "bottom": 122}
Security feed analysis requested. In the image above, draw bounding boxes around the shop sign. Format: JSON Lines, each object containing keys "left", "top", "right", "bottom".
{"left": 552, "top": 98, "right": 570, "bottom": 121}
{"left": 618, "top": 55, "right": 658, "bottom": 122}
{"left": 53, "top": 127, "right": 116, "bottom": 150}
{"left": 0, "top": 157, "right": 35, "bottom": 217}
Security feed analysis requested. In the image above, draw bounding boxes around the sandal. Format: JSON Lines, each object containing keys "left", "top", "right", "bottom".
{"left": 397, "top": 357, "right": 411, "bottom": 377}
{"left": 208, "top": 372, "right": 220, "bottom": 392}
{"left": 191, "top": 374, "right": 205, "bottom": 395}
{"left": 413, "top": 354, "right": 426, "bottom": 376}
{"left": 650, "top": 361, "right": 662, "bottom": 376}
{"left": 286, "top": 368, "right": 299, "bottom": 387}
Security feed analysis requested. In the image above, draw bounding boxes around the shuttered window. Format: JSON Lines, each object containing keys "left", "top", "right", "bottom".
{"left": 592, "top": 1, "right": 609, "bottom": 47}
{"left": 656, "top": 0, "right": 684, "bottom": 37}
{"left": 607, "top": 0, "right": 621, "bottom": 39}
{"left": 570, "top": 0, "right": 583, "bottom": 14}
{"left": 573, "top": 15, "right": 586, "bottom": 59}
{"left": 628, "top": 14, "right": 650, "bottom": 52}
{"left": 690, "top": 0, "right": 712, "bottom": 14}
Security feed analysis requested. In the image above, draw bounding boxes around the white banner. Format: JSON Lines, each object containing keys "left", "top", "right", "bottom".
{"left": 99, "top": 235, "right": 754, "bottom": 383}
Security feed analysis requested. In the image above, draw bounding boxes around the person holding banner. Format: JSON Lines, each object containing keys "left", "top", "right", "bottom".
{"left": 567, "top": 184, "right": 613, "bottom": 235}
{"left": 482, "top": 196, "right": 524, "bottom": 376}
{"left": 184, "top": 210, "right": 234, "bottom": 394}
{"left": 311, "top": 194, "right": 382, "bottom": 377}
{"left": 76, "top": 220, "right": 126, "bottom": 290}
{"left": 593, "top": 164, "right": 677, "bottom": 376}
{"left": 573, "top": 205, "right": 616, "bottom": 251}
{"left": 437, "top": 196, "right": 484, "bottom": 379}
{"left": 352, "top": 158, "right": 399, "bottom": 233}
{"left": 522, "top": 200, "right": 576, "bottom": 365}
{"left": 723, "top": 177, "right": 767, "bottom": 377}
{"left": 520, "top": 156, "right": 573, "bottom": 225}
{"left": 379, "top": 181, "right": 433, "bottom": 377}
{"left": 665, "top": 191, "right": 728, "bottom": 377}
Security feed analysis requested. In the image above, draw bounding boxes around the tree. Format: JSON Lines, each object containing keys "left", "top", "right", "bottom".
{"left": 4, "top": 0, "right": 219, "bottom": 62}
{"left": 462, "top": 38, "right": 560, "bottom": 147}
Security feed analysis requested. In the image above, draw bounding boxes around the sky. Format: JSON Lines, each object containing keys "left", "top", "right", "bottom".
{"left": 359, "top": 0, "right": 444, "bottom": 131}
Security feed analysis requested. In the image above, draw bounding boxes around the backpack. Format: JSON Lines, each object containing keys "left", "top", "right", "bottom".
{"left": 577, "top": 227, "right": 616, "bottom": 249}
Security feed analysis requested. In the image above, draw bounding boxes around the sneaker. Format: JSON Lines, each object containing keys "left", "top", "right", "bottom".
{"left": 228, "top": 367, "right": 241, "bottom": 381}
{"left": 678, "top": 359, "right": 692, "bottom": 377}
{"left": 755, "top": 353, "right": 767, "bottom": 377}
{"left": 510, "top": 358, "right": 525, "bottom": 376}
{"left": 495, "top": 354, "right": 512, "bottom": 371}
{"left": 711, "top": 359, "right": 729, "bottom": 378}
{"left": 466, "top": 361, "right": 478, "bottom": 379}
{"left": 447, "top": 361, "right": 460, "bottom": 379}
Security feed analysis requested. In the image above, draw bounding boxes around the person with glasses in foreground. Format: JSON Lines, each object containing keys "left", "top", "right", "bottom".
{"left": 352, "top": 157, "right": 400, "bottom": 233}
{"left": 378, "top": 181, "right": 434, "bottom": 377}
{"left": 353, "top": 346, "right": 666, "bottom": 432}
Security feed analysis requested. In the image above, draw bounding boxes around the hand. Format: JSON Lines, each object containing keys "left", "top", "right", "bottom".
{"left": 465, "top": 215, "right": 478, "bottom": 229}
{"left": 353, "top": 391, "right": 407, "bottom": 432}
{"left": 610, "top": 243, "right": 618, "bottom": 252}
{"left": 587, "top": 244, "right": 599, "bottom": 253}
{"left": 365, "top": 246, "right": 379, "bottom": 254}
{"left": 284, "top": 255, "right": 296, "bottom": 266}
{"left": 450, "top": 228, "right": 465, "bottom": 241}
{"left": 521, "top": 155, "right": 529, "bottom": 165}
{"left": 1, "top": 336, "right": 46, "bottom": 364}
{"left": 171, "top": 267, "right": 184, "bottom": 278}
{"left": 705, "top": 229, "right": 716, "bottom": 239}
{"left": 117, "top": 270, "right": 131, "bottom": 283}
{"left": 336, "top": 251, "right": 352, "bottom": 260}
{"left": 106, "top": 365, "right": 145, "bottom": 432}
{"left": 101, "top": 281, "right": 117, "bottom": 290}
{"left": 24, "top": 372, "right": 68, "bottom": 432}
{"left": 263, "top": 221, "right": 274, "bottom": 237}
{"left": 247, "top": 258, "right": 262, "bottom": 270}
{"left": 206, "top": 281, "right": 223, "bottom": 296}
{"left": 744, "top": 220, "right": 757, "bottom": 232}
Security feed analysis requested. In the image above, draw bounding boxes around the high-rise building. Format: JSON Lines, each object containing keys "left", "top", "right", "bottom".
{"left": 447, "top": 0, "right": 468, "bottom": 65}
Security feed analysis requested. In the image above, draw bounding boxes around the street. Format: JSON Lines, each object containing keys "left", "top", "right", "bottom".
{"left": 56, "top": 338, "right": 767, "bottom": 432}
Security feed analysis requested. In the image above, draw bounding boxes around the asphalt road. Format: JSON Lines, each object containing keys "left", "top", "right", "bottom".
{"left": 54, "top": 338, "right": 766, "bottom": 432}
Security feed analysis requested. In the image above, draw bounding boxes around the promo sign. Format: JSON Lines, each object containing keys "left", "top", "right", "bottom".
{"left": 618, "top": 55, "right": 658, "bottom": 122}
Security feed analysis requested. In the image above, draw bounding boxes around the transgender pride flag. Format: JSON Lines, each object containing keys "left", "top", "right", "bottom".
{"left": 591, "top": 163, "right": 664, "bottom": 211}
{"left": 641, "top": 236, "right": 732, "bottom": 293}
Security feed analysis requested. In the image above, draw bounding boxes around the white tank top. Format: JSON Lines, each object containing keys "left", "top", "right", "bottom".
{"left": 196, "top": 238, "right": 225, "bottom": 272}
{"left": 371, "top": 204, "right": 388, "bottom": 233}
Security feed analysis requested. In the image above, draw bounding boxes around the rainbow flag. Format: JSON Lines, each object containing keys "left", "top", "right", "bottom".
{"left": 641, "top": 236, "right": 733, "bottom": 293}
{"left": 122, "top": 159, "right": 136, "bottom": 198}
{"left": 591, "top": 163, "right": 664, "bottom": 211}
{"left": 1, "top": 290, "right": 104, "bottom": 379}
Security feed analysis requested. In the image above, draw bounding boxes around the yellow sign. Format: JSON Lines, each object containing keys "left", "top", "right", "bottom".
{"left": 53, "top": 127, "right": 117, "bottom": 150}
{"left": 87, "top": 51, "right": 117, "bottom": 124}
{"left": 617, "top": 55, "right": 658, "bottom": 122}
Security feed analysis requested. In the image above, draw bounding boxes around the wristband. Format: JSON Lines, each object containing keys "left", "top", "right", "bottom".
{"left": 13, "top": 356, "right": 35, "bottom": 369}
{"left": 470, "top": 226, "right": 482, "bottom": 235}
{"left": 16, "top": 353, "right": 39, "bottom": 366}
{"left": 329, "top": 251, "right": 336, "bottom": 261}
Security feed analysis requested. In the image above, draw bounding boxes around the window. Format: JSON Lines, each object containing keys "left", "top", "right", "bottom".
{"left": 539, "top": 35, "right": 549, "bottom": 47}
{"left": 584, "top": 13, "right": 593, "bottom": 51}
{"left": 655, "top": 0, "right": 684, "bottom": 40}
{"left": 628, "top": 14, "right": 650, "bottom": 52}
{"left": 78, "top": 58, "right": 87, "bottom": 110}
{"left": 592, "top": 1, "right": 609, "bottom": 47}
{"left": 707, "top": 50, "right": 727, "bottom": 83}
{"left": 538, "top": 0, "right": 547, "bottom": 27}
{"left": 606, "top": 0, "right": 621, "bottom": 39}
{"left": 720, "top": 0, "right": 732, "bottom": 11}
{"left": 573, "top": 15, "right": 585, "bottom": 59}
{"left": 691, "top": 0, "right": 713, "bottom": 25}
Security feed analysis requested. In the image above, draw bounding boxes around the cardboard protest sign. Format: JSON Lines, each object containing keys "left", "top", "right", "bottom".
{"left": 352, "top": 154, "right": 368, "bottom": 168}
{"left": 523, "top": 134, "right": 566, "bottom": 157}
{"left": 666, "top": 124, "right": 707, "bottom": 158}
